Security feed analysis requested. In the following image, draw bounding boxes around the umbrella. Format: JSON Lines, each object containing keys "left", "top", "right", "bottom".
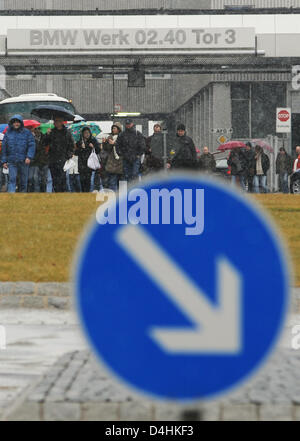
{"left": 0, "top": 124, "right": 8, "bottom": 133}
{"left": 31, "top": 105, "right": 75, "bottom": 121}
{"left": 67, "top": 121, "right": 101, "bottom": 142}
{"left": 251, "top": 139, "right": 274, "bottom": 153}
{"left": 73, "top": 115, "right": 86, "bottom": 123}
{"left": 217, "top": 141, "right": 247, "bottom": 152}
{"left": 3, "top": 119, "right": 40, "bottom": 134}
{"left": 39, "top": 122, "right": 54, "bottom": 134}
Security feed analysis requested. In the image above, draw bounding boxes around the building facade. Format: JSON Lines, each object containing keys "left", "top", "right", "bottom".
{"left": 0, "top": 7, "right": 300, "bottom": 152}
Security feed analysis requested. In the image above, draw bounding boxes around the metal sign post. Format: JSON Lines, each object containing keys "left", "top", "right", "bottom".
{"left": 163, "top": 130, "right": 168, "bottom": 171}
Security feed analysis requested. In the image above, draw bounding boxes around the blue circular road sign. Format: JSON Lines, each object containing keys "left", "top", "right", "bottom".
{"left": 75, "top": 174, "right": 289, "bottom": 401}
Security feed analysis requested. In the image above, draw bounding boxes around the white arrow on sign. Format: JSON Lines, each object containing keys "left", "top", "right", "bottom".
{"left": 116, "top": 225, "right": 242, "bottom": 354}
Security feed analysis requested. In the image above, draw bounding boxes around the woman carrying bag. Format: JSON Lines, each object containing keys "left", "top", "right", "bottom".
{"left": 103, "top": 122, "right": 123, "bottom": 192}
{"left": 75, "top": 126, "right": 100, "bottom": 192}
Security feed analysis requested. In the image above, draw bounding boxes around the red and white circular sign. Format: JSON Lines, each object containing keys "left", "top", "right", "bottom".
{"left": 278, "top": 110, "right": 290, "bottom": 122}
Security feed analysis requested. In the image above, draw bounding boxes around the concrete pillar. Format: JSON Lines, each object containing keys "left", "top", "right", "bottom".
{"left": 211, "top": 82, "right": 232, "bottom": 150}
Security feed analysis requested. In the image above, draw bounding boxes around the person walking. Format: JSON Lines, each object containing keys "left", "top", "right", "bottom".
{"left": 75, "top": 126, "right": 100, "bottom": 192}
{"left": 276, "top": 147, "right": 293, "bottom": 194}
{"left": 290, "top": 149, "right": 300, "bottom": 193}
{"left": 43, "top": 116, "right": 75, "bottom": 192}
{"left": 28, "top": 127, "right": 53, "bottom": 193}
{"left": 252, "top": 145, "right": 270, "bottom": 194}
{"left": 198, "top": 146, "right": 216, "bottom": 173}
{"left": 1, "top": 114, "right": 36, "bottom": 193}
{"left": 116, "top": 119, "right": 146, "bottom": 182}
{"left": 244, "top": 142, "right": 255, "bottom": 192}
{"left": 228, "top": 148, "right": 247, "bottom": 190}
{"left": 103, "top": 122, "right": 123, "bottom": 192}
{"left": 145, "top": 123, "right": 166, "bottom": 172}
{"left": 168, "top": 124, "right": 197, "bottom": 170}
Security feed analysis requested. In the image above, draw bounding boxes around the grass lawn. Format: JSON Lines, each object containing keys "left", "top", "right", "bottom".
{"left": 0, "top": 193, "right": 299, "bottom": 285}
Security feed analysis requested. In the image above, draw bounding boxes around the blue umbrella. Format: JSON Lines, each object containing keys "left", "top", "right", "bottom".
{"left": 31, "top": 105, "right": 75, "bottom": 121}
{"left": 0, "top": 124, "right": 8, "bottom": 133}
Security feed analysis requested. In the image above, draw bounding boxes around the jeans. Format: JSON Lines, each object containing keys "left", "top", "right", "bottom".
{"left": 28, "top": 166, "right": 40, "bottom": 192}
{"left": 29, "top": 166, "right": 53, "bottom": 193}
{"left": 107, "top": 173, "right": 119, "bottom": 192}
{"left": 90, "top": 171, "right": 103, "bottom": 192}
{"left": 253, "top": 175, "right": 267, "bottom": 194}
{"left": 8, "top": 162, "right": 29, "bottom": 193}
{"left": 123, "top": 157, "right": 141, "bottom": 183}
{"left": 231, "top": 175, "right": 247, "bottom": 191}
{"left": 66, "top": 172, "right": 81, "bottom": 193}
{"left": 278, "top": 172, "right": 289, "bottom": 194}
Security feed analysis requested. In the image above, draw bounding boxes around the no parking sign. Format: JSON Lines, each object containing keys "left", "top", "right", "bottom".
{"left": 74, "top": 174, "right": 290, "bottom": 401}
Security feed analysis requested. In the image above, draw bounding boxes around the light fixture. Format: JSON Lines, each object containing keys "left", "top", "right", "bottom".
{"left": 112, "top": 112, "right": 141, "bottom": 117}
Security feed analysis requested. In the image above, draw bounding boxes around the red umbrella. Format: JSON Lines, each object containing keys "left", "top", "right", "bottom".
{"left": 3, "top": 119, "right": 41, "bottom": 133}
{"left": 217, "top": 141, "right": 247, "bottom": 152}
{"left": 251, "top": 139, "right": 274, "bottom": 153}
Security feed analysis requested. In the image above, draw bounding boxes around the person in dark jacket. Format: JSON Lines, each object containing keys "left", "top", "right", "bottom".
{"left": 198, "top": 146, "right": 216, "bottom": 173}
{"left": 244, "top": 142, "right": 255, "bottom": 192}
{"left": 43, "top": 116, "right": 75, "bottom": 192}
{"left": 103, "top": 122, "right": 123, "bottom": 192}
{"left": 252, "top": 145, "right": 270, "bottom": 193}
{"left": 169, "top": 124, "right": 197, "bottom": 170}
{"left": 1, "top": 114, "right": 36, "bottom": 193}
{"left": 276, "top": 147, "right": 293, "bottom": 194}
{"left": 145, "top": 123, "right": 166, "bottom": 172}
{"left": 28, "top": 127, "right": 53, "bottom": 193}
{"left": 116, "top": 119, "right": 146, "bottom": 182}
{"left": 75, "top": 126, "right": 100, "bottom": 192}
{"left": 227, "top": 148, "right": 247, "bottom": 190}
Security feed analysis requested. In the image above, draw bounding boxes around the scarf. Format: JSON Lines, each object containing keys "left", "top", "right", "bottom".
{"left": 256, "top": 154, "right": 264, "bottom": 176}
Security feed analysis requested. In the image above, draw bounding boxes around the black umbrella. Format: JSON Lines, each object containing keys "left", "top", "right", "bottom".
{"left": 31, "top": 105, "right": 75, "bottom": 121}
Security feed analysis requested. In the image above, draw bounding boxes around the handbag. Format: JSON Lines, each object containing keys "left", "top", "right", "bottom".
{"left": 87, "top": 148, "right": 101, "bottom": 170}
{"left": 63, "top": 158, "right": 76, "bottom": 172}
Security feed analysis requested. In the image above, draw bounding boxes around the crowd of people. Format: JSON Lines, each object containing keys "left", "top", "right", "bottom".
{"left": 0, "top": 114, "right": 300, "bottom": 194}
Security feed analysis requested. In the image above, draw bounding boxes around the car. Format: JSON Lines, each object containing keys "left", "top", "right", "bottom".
{"left": 290, "top": 171, "right": 300, "bottom": 194}
{"left": 214, "top": 158, "right": 231, "bottom": 180}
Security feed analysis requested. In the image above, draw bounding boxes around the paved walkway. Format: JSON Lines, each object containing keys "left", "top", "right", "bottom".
{"left": 0, "top": 308, "right": 300, "bottom": 420}
{"left": 0, "top": 309, "right": 87, "bottom": 419}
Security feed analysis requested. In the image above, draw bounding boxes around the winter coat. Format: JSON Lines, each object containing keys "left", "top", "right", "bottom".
{"left": 199, "top": 152, "right": 216, "bottom": 173}
{"left": 227, "top": 149, "right": 247, "bottom": 176}
{"left": 75, "top": 128, "right": 100, "bottom": 175}
{"left": 252, "top": 152, "right": 270, "bottom": 176}
{"left": 243, "top": 149, "right": 255, "bottom": 176}
{"left": 276, "top": 153, "right": 293, "bottom": 175}
{"left": 116, "top": 127, "right": 146, "bottom": 164}
{"left": 43, "top": 125, "right": 75, "bottom": 165}
{"left": 171, "top": 134, "right": 197, "bottom": 169}
{"left": 31, "top": 132, "right": 49, "bottom": 168}
{"left": 145, "top": 132, "right": 169, "bottom": 169}
{"left": 103, "top": 134, "right": 123, "bottom": 175}
{"left": 1, "top": 114, "right": 36, "bottom": 164}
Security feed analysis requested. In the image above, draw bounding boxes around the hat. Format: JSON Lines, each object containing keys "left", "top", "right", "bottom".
{"left": 177, "top": 123, "right": 186, "bottom": 131}
{"left": 125, "top": 118, "right": 133, "bottom": 125}
{"left": 112, "top": 122, "right": 122, "bottom": 133}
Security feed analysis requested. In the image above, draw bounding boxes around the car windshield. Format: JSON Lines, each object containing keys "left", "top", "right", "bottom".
{"left": 0, "top": 100, "right": 76, "bottom": 124}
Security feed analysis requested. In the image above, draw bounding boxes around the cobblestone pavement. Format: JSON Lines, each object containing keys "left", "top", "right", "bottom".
{"left": 0, "top": 283, "right": 71, "bottom": 309}
{"left": 0, "top": 309, "right": 87, "bottom": 420}
{"left": 0, "top": 308, "right": 300, "bottom": 421}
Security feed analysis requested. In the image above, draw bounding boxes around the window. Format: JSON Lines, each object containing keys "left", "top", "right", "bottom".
{"left": 251, "top": 83, "right": 286, "bottom": 138}
{"left": 231, "top": 84, "right": 250, "bottom": 138}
